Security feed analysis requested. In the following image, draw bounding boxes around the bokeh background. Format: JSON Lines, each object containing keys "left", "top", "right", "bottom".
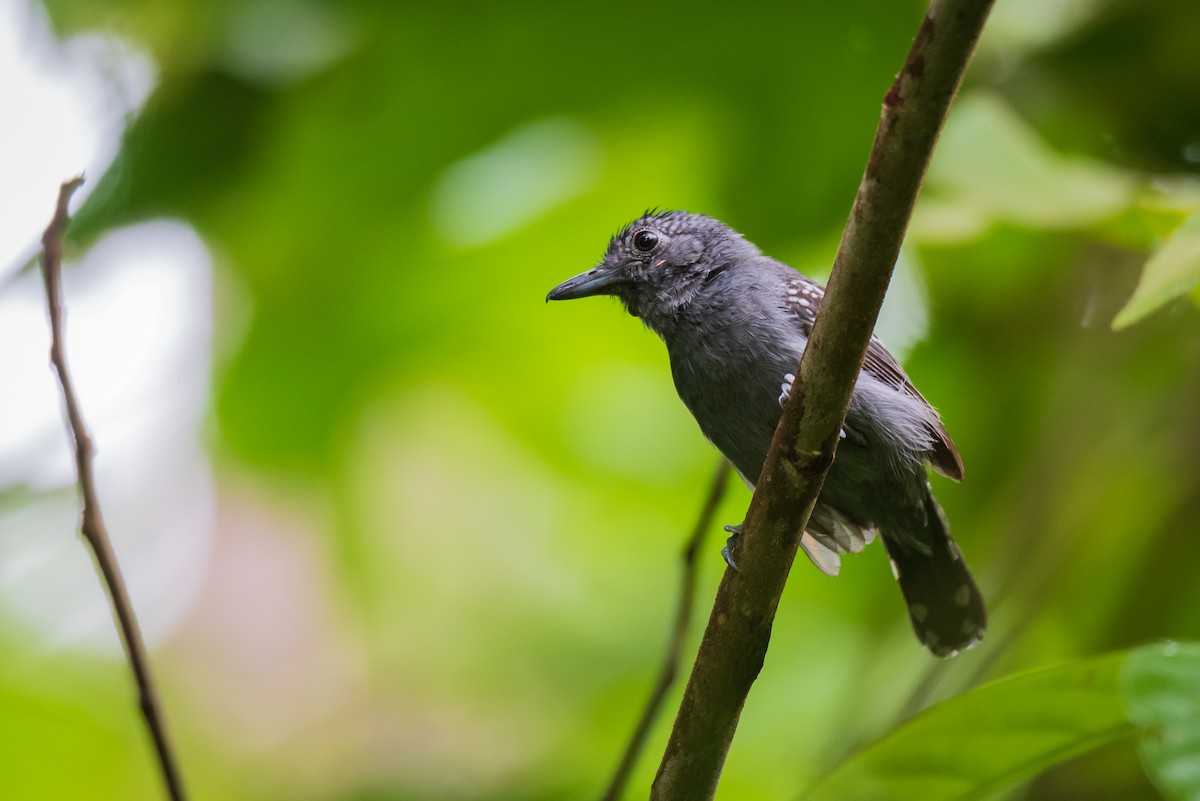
{"left": 2, "top": 0, "right": 1200, "bottom": 798}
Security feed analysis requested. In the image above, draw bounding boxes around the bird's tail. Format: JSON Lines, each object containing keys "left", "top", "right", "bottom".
{"left": 882, "top": 492, "right": 986, "bottom": 657}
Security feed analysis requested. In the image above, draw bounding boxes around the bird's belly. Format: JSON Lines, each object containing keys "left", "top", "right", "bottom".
{"left": 669, "top": 354, "right": 784, "bottom": 485}
{"left": 670, "top": 349, "right": 926, "bottom": 532}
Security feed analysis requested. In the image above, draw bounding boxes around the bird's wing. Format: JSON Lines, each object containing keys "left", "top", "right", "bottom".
{"left": 782, "top": 273, "right": 964, "bottom": 481}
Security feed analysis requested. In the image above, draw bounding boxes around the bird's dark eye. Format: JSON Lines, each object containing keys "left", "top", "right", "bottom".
{"left": 633, "top": 230, "right": 658, "bottom": 252}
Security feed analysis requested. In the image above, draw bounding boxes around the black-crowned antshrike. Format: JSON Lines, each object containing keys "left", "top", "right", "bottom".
{"left": 547, "top": 210, "right": 985, "bottom": 657}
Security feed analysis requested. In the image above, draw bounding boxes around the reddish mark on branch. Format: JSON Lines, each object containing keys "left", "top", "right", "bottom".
{"left": 884, "top": 82, "right": 903, "bottom": 109}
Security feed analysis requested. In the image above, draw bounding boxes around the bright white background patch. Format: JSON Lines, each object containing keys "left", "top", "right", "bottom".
{"left": 0, "top": 0, "right": 217, "bottom": 653}
{"left": 0, "top": 0, "right": 155, "bottom": 279}
{"left": 0, "top": 223, "right": 216, "bottom": 652}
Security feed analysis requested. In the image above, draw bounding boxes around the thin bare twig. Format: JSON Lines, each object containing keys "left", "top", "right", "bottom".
{"left": 39, "top": 177, "right": 189, "bottom": 801}
{"left": 599, "top": 459, "right": 732, "bottom": 801}
{"left": 649, "top": 3, "right": 996, "bottom": 799}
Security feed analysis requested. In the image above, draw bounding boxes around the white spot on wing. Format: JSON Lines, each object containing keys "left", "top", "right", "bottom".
{"left": 947, "top": 539, "right": 964, "bottom": 561}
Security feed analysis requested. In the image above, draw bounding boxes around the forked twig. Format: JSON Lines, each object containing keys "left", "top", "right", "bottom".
{"left": 39, "top": 177, "right": 188, "bottom": 801}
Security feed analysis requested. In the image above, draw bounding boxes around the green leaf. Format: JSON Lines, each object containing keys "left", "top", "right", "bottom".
{"left": 801, "top": 643, "right": 1200, "bottom": 801}
{"left": 1123, "top": 641, "right": 1200, "bottom": 801}
{"left": 1113, "top": 212, "right": 1200, "bottom": 329}
{"left": 801, "top": 652, "right": 1136, "bottom": 801}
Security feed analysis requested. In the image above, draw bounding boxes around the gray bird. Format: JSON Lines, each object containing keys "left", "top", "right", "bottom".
{"left": 547, "top": 210, "right": 985, "bottom": 657}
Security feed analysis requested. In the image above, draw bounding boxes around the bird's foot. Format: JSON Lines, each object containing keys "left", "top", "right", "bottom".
{"left": 778, "top": 373, "right": 795, "bottom": 408}
{"left": 721, "top": 524, "right": 741, "bottom": 571}
{"left": 781, "top": 372, "right": 849, "bottom": 440}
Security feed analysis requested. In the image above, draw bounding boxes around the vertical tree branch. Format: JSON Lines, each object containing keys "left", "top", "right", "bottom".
{"left": 599, "top": 459, "right": 731, "bottom": 801}
{"left": 649, "top": 2, "right": 996, "bottom": 798}
{"left": 40, "top": 177, "right": 189, "bottom": 801}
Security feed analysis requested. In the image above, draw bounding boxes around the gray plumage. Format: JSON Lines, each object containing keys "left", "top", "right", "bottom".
{"left": 548, "top": 210, "right": 985, "bottom": 657}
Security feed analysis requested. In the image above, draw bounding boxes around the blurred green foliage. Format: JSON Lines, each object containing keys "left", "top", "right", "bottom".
{"left": 6, "top": 0, "right": 1200, "bottom": 799}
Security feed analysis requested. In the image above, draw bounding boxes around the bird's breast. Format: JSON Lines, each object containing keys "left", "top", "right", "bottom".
{"left": 665, "top": 320, "right": 804, "bottom": 480}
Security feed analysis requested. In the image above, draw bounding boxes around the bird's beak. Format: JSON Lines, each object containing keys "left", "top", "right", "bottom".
{"left": 546, "top": 262, "right": 626, "bottom": 302}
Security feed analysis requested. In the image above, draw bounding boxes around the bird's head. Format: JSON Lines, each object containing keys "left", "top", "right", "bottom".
{"left": 547, "top": 210, "right": 757, "bottom": 324}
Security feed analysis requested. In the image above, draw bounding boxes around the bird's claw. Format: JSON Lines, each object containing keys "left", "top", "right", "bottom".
{"left": 781, "top": 373, "right": 848, "bottom": 442}
{"left": 778, "top": 373, "right": 795, "bottom": 408}
{"left": 781, "top": 371, "right": 855, "bottom": 448}
{"left": 722, "top": 524, "right": 741, "bottom": 571}
{"left": 781, "top": 374, "right": 849, "bottom": 441}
